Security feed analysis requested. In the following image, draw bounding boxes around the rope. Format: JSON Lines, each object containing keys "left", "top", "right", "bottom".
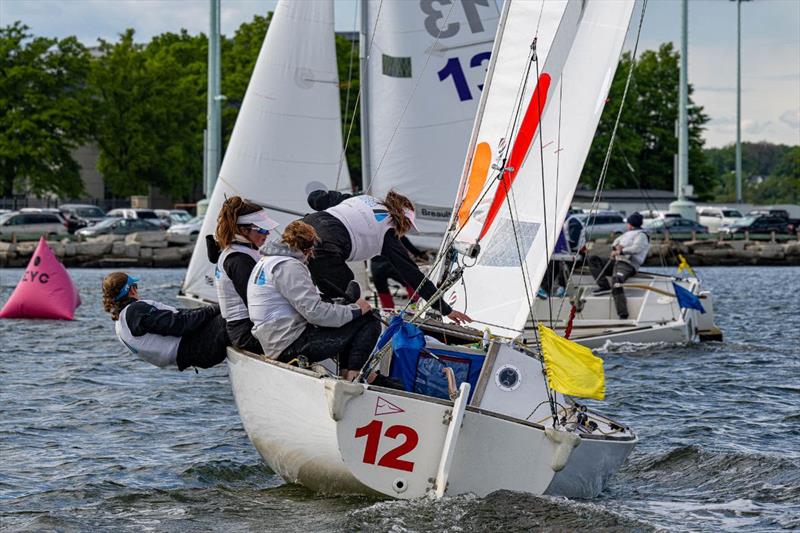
{"left": 334, "top": 1, "right": 362, "bottom": 189}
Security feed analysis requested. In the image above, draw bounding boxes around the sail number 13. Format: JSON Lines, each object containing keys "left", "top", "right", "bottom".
{"left": 354, "top": 420, "right": 418, "bottom": 472}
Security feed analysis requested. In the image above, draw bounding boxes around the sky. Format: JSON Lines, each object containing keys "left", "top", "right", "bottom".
{"left": 1, "top": 0, "right": 798, "bottom": 148}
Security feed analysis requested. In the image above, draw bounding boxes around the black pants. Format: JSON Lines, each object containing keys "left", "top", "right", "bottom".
{"left": 304, "top": 212, "right": 354, "bottom": 299}
{"left": 176, "top": 314, "right": 229, "bottom": 371}
{"left": 278, "top": 314, "right": 381, "bottom": 371}
{"left": 588, "top": 255, "right": 637, "bottom": 319}
{"left": 226, "top": 317, "right": 263, "bottom": 354}
{"left": 541, "top": 260, "right": 570, "bottom": 294}
{"left": 370, "top": 256, "right": 401, "bottom": 294}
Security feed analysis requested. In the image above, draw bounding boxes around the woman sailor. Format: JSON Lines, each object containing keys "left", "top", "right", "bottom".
{"left": 214, "top": 196, "right": 279, "bottom": 354}
{"left": 304, "top": 189, "right": 471, "bottom": 325}
{"left": 102, "top": 272, "right": 228, "bottom": 371}
{"left": 248, "top": 221, "right": 381, "bottom": 381}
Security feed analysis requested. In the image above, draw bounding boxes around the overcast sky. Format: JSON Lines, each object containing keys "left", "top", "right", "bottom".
{"left": 1, "top": 0, "right": 798, "bottom": 148}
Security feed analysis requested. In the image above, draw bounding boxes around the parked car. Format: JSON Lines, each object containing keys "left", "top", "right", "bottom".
{"left": 719, "top": 215, "right": 793, "bottom": 235}
{"left": 644, "top": 217, "right": 709, "bottom": 236}
{"left": 155, "top": 209, "right": 192, "bottom": 226}
{"left": 574, "top": 210, "right": 628, "bottom": 239}
{"left": 747, "top": 208, "right": 799, "bottom": 231}
{"left": 697, "top": 207, "right": 744, "bottom": 233}
{"left": 75, "top": 217, "right": 163, "bottom": 238}
{"left": 106, "top": 208, "right": 169, "bottom": 229}
{"left": 166, "top": 215, "right": 204, "bottom": 236}
{"left": 59, "top": 204, "right": 106, "bottom": 223}
{"left": 0, "top": 211, "right": 68, "bottom": 239}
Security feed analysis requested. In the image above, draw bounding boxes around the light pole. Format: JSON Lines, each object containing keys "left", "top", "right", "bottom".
{"left": 670, "top": 0, "right": 696, "bottom": 220}
{"left": 732, "top": 0, "right": 751, "bottom": 203}
{"left": 199, "top": 0, "right": 222, "bottom": 215}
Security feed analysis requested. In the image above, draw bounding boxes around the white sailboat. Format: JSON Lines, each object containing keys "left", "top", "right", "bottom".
{"left": 225, "top": 0, "right": 639, "bottom": 500}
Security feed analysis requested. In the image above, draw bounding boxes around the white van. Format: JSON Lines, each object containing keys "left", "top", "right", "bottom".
{"left": 697, "top": 207, "right": 743, "bottom": 233}
{"left": 0, "top": 211, "right": 68, "bottom": 240}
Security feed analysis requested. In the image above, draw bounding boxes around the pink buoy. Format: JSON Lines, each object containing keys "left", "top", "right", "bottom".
{"left": 0, "top": 237, "right": 81, "bottom": 320}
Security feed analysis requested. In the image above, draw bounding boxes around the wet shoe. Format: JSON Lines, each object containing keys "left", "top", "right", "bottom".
{"left": 555, "top": 287, "right": 566, "bottom": 298}
{"left": 536, "top": 288, "right": 548, "bottom": 299}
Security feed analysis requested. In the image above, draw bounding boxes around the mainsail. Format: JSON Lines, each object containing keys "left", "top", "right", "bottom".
{"left": 363, "top": 0, "right": 499, "bottom": 248}
{"left": 181, "top": 0, "right": 347, "bottom": 302}
{"left": 437, "top": 0, "right": 636, "bottom": 336}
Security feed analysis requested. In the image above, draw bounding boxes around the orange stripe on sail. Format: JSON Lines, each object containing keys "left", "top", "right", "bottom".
{"left": 458, "top": 142, "right": 492, "bottom": 228}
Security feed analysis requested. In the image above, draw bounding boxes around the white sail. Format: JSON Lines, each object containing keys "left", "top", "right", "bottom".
{"left": 364, "top": 0, "right": 500, "bottom": 249}
{"left": 182, "top": 0, "right": 348, "bottom": 302}
{"left": 438, "top": 0, "right": 636, "bottom": 336}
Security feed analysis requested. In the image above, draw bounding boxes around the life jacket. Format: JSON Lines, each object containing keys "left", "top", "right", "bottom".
{"left": 115, "top": 299, "right": 181, "bottom": 368}
{"left": 215, "top": 243, "right": 260, "bottom": 321}
{"left": 248, "top": 254, "right": 299, "bottom": 328}
{"left": 326, "top": 195, "right": 394, "bottom": 261}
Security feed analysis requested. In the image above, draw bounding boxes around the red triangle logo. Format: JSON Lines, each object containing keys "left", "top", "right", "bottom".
{"left": 374, "top": 396, "right": 404, "bottom": 416}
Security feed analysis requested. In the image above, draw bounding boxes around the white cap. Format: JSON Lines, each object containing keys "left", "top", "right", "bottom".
{"left": 238, "top": 209, "right": 279, "bottom": 231}
{"left": 404, "top": 208, "right": 420, "bottom": 233}
{"left": 305, "top": 181, "right": 329, "bottom": 197}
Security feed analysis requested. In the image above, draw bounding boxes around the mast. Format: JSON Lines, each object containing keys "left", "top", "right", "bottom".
{"left": 670, "top": 0, "right": 696, "bottom": 220}
{"left": 359, "top": 0, "right": 372, "bottom": 192}
{"left": 206, "top": 0, "right": 222, "bottom": 198}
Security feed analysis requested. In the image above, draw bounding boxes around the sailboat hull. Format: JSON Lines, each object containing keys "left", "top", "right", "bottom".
{"left": 227, "top": 348, "right": 636, "bottom": 500}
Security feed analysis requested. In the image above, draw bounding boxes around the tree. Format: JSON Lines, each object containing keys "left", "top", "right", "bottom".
{"left": 706, "top": 143, "right": 799, "bottom": 203}
{"left": 581, "top": 43, "right": 715, "bottom": 199}
{"left": 336, "top": 33, "right": 361, "bottom": 190}
{"left": 91, "top": 29, "right": 206, "bottom": 199}
{"left": 0, "top": 22, "right": 93, "bottom": 198}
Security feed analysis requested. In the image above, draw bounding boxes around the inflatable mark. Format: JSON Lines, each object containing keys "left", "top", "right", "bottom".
{"left": 0, "top": 237, "right": 81, "bottom": 320}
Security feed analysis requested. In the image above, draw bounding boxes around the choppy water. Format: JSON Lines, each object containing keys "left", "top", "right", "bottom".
{"left": 1, "top": 266, "right": 798, "bottom": 532}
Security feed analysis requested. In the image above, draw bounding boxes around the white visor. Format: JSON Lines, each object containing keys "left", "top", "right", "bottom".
{"left": 238, "top": 210, "right": 279, "bottom": 231}
{"left": 403, "top": 208, "right": 420, "bottom": 233}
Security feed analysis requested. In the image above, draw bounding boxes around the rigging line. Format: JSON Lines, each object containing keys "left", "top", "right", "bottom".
{"left": 549, "top": 80, "right": 566, "bottom": 323}
{"left": 337, "top": 0, "right": 386, "bottom": 191}
{"left": 365, "top": 0, "right": 458, "bottom": 193}
{"left": 572, "top": 0, "right": 649, "bottom": 286}
{"left": 335, "top": 0, "right": 362, "bottom": 190}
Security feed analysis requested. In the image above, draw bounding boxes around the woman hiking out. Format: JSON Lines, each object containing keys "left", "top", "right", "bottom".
{"left": 102, "top": 272, "right": 228, "bottom": 371}
{"left": 304, "top": 189, "right": 471, "bottom": 325}
{"left": 213, "top": 196, "right": 279, "bottom": 354}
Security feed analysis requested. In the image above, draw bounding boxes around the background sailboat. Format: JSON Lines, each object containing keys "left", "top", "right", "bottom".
{"left": 180, "top": 1, "right": 348, "bottom": 304}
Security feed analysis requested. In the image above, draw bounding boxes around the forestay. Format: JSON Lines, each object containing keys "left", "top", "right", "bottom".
{"left": 182, "top": 0, "right": 347, "bottom": 302}
{"left": 364, "top": 0, "right": 499, "bottom": 249}
{"left": 437, "top": 0, "right": 635, "bottom": 336}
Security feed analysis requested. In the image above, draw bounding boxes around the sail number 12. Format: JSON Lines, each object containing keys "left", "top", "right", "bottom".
{"left": 354, "top": 420, "right": 418, "bottom": 472}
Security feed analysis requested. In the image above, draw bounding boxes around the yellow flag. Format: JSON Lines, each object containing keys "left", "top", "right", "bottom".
{"left": 676, "top": 254, "right": 696, "bottom": 277}
{"left": 538, "top": 324, "right": 605, "bottom": 400}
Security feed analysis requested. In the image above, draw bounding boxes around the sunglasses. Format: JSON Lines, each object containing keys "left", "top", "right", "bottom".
{"left": 251, "top": 226, "right": 270, "bottom": 235}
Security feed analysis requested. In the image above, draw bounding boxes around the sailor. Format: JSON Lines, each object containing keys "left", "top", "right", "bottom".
{"left": 248, "top": 221, "right": 380, "bottom": 380}
{"left": 588, "top": 212, "right": 650, "bottom": 319}
{"left": 102, "top": 272, "right": 228, "bottom": 371}
{"left": 307, "top": 188, "right": 426, "bottom": 311}
{"left": 303, "top": 189, "right": 471, "bottom": 324}
{"left": 213, "top": 196, "right": 279, "bottom": 354}
{"left": 539, "top": 212, "right": 587, "bottom": 298}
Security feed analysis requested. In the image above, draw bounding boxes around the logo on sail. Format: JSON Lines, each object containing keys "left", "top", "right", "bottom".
{"left": 374, "top": 396, "right": 405, "bottom": 416}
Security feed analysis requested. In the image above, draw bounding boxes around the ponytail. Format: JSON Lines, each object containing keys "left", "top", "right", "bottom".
{"left": 382, "top": 190, "right": 415, "bottom": 237}
{"left": 215, "top": 196, "right": 261, "bottom": 249}
{"left": 102, "top": 271, "right": 135, "bottom": 321}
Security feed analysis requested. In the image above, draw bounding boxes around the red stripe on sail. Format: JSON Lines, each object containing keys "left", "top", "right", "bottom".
{"left": 478, "top": 73, "right": 551, "bottom": 241}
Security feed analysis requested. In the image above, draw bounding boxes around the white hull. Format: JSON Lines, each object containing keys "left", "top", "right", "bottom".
{"left": 532, "top": 271, "right": 722, "bottom": 348}
{"left": 227, "top": 348, "right": 637, "bottom": 500}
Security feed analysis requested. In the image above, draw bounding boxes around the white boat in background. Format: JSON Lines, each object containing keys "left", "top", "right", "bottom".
{"left": 533, "top": 270, "right": 722, "bottom": 348}
{"left": 222, "top": 0, "right": 639, "bottom": 500}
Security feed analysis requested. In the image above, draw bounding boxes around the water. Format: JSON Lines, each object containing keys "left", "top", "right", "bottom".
{"left": 1, "top": 266, "right": 798, "bottom": 532}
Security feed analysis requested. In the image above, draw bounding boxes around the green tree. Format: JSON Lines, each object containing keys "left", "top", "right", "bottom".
{"left": 336, "top": 33, "right": 361, "bottom": 190}
{"left": 581, "top": 43, "right": 714, "bottom": 198}
{"left": 0, "top": 22, "right": 93, "bottom": 197}
{"left": 705, "top": 142, "right": 798, "bottom": 203}
{"left": 91, "top": 29, "right": 206, "bottom": 199}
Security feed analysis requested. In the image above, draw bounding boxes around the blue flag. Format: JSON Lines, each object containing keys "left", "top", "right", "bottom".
{"left": 672, "top": 282, "right": 705, "bottom": 314}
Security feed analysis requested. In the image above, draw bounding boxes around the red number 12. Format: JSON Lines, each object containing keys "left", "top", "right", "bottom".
{"left": 354, "top": 420, "right": 419, "bottom": 472}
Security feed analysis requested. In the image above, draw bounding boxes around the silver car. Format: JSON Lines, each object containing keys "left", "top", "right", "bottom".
{"left": 166, "top": 215, "right": 204, "bottom": 236}
{"left": 575, "top": 210, "right": 628, "bottom": 240}
{"left": 0, "top": 211, "right": 68, "bottom": 240}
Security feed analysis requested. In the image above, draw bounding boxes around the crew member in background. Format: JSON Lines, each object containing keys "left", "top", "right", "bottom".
{"left": 539, "top": 212, "right": 587, "bottom": 298}
{"left": 247, "top": 221, "right": 382, "bottom": 381}
{"left": 212, "top": 196, "right": 279, "bottom": 354}
{"left": 587, "top": 212, "right": 650, "bottom": 319}
{"left": 102, "top": 272, "right": 228, "bottom": 371}
{"left": 304, "top": 189, "right": 471, "bottom": 325}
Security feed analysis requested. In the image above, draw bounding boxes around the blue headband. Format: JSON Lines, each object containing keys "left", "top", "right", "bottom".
{"left": 115, "top": 275, "right": 139, "bottom": 301}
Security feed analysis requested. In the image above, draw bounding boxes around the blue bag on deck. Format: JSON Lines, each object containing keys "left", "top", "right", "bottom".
{"left": 389, "top": 321, "right": 484, "bottom": 402}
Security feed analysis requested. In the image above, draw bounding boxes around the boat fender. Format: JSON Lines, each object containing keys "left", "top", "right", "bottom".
{"left": 545, "top": 428, "right": 581, "bottom": 472}
{"left": 324, "top": 379, "right": 364, "bottom": 421}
